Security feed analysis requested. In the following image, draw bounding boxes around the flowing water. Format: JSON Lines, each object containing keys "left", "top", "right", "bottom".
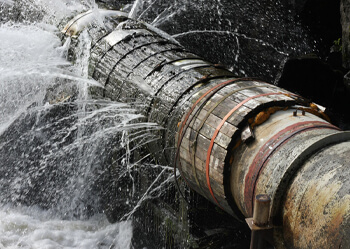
{"left": 0, "top": 1, "right": 169, "bottom": 248}
{"left": 127, "top": 0, "right": 315, "bottom": 83}
{"left": 0, "top": 0, "right": 322, "bottom": 248}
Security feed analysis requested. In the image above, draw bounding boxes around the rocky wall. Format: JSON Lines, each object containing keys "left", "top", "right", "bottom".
{"left": 341, "top": 0, "right": 350, "bottom": 69}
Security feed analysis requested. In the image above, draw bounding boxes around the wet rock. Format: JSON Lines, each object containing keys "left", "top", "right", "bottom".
{"left": 95, "top": 0, "right": 133, "bottom": 11}
{"left": 298, "top": 0, "right": 341, "bottom": 58}
{"left": 341, "top": 0, "right": 350, "bottom": 69}
{"left": 345, "top": 70, "right": 350, "bottom": 91}
{"left": 0, "top": 100, "right": 79, "bottom": 209}
{"left": 278, "top": 55, "right": 341, "bottom": 102}
{"left": 277, "top": 54, "right": 350, "bottom": 127}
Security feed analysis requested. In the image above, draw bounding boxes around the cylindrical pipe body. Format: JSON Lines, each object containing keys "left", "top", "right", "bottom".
{"left": 279, "top": 140, "right": 350, "bottom": 248}
{"left": 229, "top": 106, "right": 350, "bottom": 248}
{"left": 230, "top": 110, "right": 345, "bottom": 217}
{"left": 63, "top": 12, "right": 350, "bottom": 248}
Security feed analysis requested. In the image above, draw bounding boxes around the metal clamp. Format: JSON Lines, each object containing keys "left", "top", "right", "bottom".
{"left": 62, "top": 10, "right": 128, "bottom": 37}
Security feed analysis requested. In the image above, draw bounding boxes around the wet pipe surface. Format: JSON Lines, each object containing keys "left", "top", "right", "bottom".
{"left": 63, "top": 10, "right": 350, "bottom": 249}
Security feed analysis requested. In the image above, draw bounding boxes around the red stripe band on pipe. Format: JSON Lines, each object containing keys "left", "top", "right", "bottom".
{"left": 244, "top": 120, "right": 340, "bottom": 216}
{"left": 174, "top": 78, "right": 253, "bottom": 203}
{"left": 177, "top": 78, "right": 251, "bottom": 143}
{"left": 175, "top": 78, "right": 255, "bottom": 186}
{"left": 206, "top": 92, "right": 285, "bottom": 208}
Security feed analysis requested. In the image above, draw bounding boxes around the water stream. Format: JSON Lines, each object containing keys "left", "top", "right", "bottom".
{"left": 0, "top": 1, "right": 172, "bottom": 248}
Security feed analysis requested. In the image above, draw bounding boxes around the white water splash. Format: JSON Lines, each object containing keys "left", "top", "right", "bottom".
{"left": 0, "top": 206, "right": 132, "bottom": 249}
{"left": 0, "top": 0, "right": 13, "bottom": 5}
{"left": 0, "top": 6, "right": 138, "bottom": 249}
{"left": 0, "top": 24, "right": 68, "bottom": 133}
{"left": 0, "top": 23, "right": 102, "bottom": 134}
{"left": 0, "top": 1, "right": 177, "bottom": 247}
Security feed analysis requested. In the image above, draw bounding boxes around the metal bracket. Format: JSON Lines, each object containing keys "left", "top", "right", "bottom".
{"left": 246, "top": 194, "right": 274, "bottom": 249}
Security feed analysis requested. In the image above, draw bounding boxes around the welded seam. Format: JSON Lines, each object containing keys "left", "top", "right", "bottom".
{"left": 273, "top": 131, "right": 350, "bottom": 226}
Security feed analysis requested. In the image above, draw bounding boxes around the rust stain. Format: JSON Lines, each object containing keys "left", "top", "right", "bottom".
{"left": 229, "top": 140, "right": 241, "bottom": 165}
{"left": 283, "top": 169, "right": 350, "bottom": 249}
{"left": 249, "top": 106, "right": 286, "bottom": 129}
{"left": 244, "top": 121, "right": 338, "bottom": 217}
{"left": 297, "top": 105, "right": 331, "bottom": 123}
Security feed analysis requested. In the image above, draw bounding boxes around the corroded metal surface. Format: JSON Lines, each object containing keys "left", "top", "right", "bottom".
{"left": 244, "top": 120, "right": 339, "bottom": 216}
{"left": 280, "top": 140, "right": 350, "bottom": 248}
{"left": 253, "top": 194, "right": 271, "bottom": 227}
{"left": 230, "top": 108, "right": 350, "bottom": 248}
{"left": 177, "top": 80, "right": 296, "bottom": 217}
{"left": 230, "top": 110, "right": 339, "bottom": 217}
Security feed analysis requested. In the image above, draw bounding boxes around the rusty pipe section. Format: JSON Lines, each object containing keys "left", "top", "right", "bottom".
{"left": 230, "top": 109, "right": 350, "bottom": 248}
{"left": 63, "top": 10, "right": 350, "bottom": 249}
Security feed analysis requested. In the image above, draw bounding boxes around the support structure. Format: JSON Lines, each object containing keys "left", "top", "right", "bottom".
{"left": 63, "top": 10, "right": 350, "bottom": 249}
{"left": 246, "top": 194, "right": 273, "bottom": 249}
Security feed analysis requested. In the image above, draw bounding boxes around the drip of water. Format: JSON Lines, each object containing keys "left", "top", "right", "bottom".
{"left": 128, "top": 0, "right": 143, "bottom": 19}
{"left": 172, "top": 29, "right": 289, "bottom": 56}
{"left": 121, "top": 164, "right": 175, "bottom": 220}
{"left": 137, "top": 0, "right": 160, "bottom": 20}
{"left": 133, "top": 0, "right": 314, "bottom": 82}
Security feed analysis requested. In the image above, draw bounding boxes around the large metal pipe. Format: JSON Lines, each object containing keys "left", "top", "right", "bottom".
{"left": 62, "top": 10, "right": 350, "bottom": 248}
